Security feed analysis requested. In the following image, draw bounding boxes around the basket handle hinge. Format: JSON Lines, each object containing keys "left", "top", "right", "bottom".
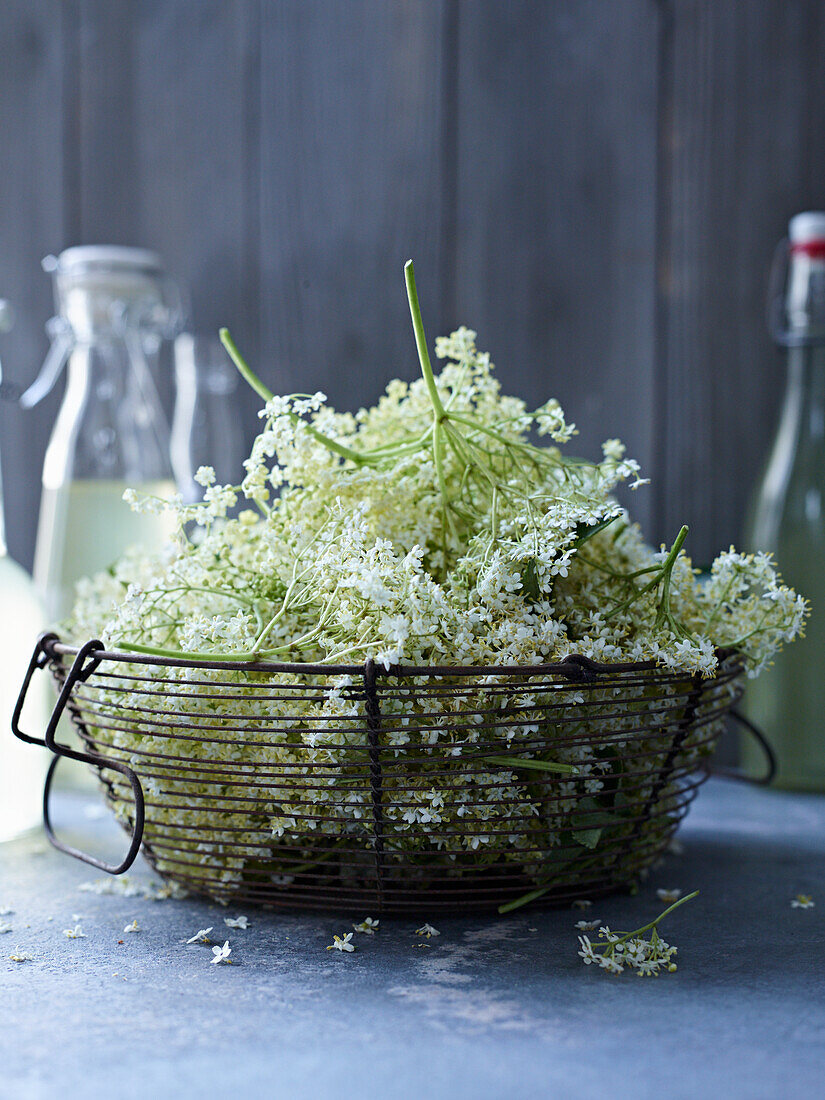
{"left": 12, "top": 635, "right": 145, "bottom": 875}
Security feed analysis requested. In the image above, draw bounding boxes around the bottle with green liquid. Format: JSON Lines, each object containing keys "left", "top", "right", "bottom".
{"left": 743, "top": 212, "right": 825, "bottom": 790}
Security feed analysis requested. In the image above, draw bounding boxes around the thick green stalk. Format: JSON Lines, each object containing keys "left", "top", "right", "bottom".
{"left": 404, "top": 260, "right": 446, "bottom": 418}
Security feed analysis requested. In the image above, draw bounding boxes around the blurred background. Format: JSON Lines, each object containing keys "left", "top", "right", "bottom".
{"left": 1, "top": 0, "right": 824, "bottom": 571}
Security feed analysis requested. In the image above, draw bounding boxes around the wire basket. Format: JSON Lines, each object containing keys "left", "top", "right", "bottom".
{"left": 13, "top": 633, "right": 746, "bottom": 915}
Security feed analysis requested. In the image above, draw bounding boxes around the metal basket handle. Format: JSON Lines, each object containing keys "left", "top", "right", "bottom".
{"left": 710, "top": 708, "right": 777, "bottom": 786}
{"left": 11, "top": 634, "right": 145, "bottom": 874}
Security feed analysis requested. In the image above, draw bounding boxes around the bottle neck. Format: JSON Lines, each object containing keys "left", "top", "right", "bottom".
{"left": 784, "top": 345, "right": 825, "bottom": 443}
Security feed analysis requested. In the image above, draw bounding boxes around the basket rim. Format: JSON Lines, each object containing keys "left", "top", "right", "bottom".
{"left": 45, "top": 636, "right": 742, "bottom": 682}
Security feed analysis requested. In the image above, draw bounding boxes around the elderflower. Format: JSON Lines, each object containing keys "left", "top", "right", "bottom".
{"left": 63, "top": 926, "right": 86, "bottom": 939}
{"left": 415, "top": 923, "right": 440, "bottom": 938}
{"left": 211, "top": 941, "right": 232, "bottom": 964}
{"left": 123, "top": 920, "right": 141, "bottom": 934}
{"left": 575, "top": 919, "right": 601, "bottom": 932}
{"left": 327, "top": 933, "right": 355, "bottom": 953}
{"left": 0, "top": 921, "right": 12, "bottom": 935}
{"left": 9, "top": 948, "right": 32, "bottom": 963}
{"left": 791, "top": 894, "right": 815, "bottom": 909}
{"left": 656, "top": 889, "right": 681, "bottom": 905}
{"left": 353, "top": 918, "right": 379, "bottom": 935}
{"left": 186, "top": 927, "right": 213, "bottom": 944}
{"left": 224, "top": 916, "right": 249, "bottom": 929}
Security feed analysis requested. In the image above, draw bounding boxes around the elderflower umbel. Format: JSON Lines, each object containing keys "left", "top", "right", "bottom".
{"left": 353, "top": 918, "right": 379, "bottom": 935}
{"left": 577, "top": 892, "right": 695, "bottom": 976}
{"left": 327, "top": 933, "right": 355, "bottom": 953}
{"left": 211, "top": 941, "right": 232, "bottom": 964}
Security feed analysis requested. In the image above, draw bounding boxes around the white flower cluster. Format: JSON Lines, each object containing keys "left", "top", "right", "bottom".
{"left": 62, "top": 320, "right": 807, "bottom": 903}
{"left": 578, "top": 925, "right": 678, "bottom": 976}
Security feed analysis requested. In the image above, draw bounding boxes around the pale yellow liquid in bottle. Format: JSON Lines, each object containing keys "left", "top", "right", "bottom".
{"left": 34, "top": 478, "right": 178, "bottom": 622}
{"left": 742, "top": 352, "right": 825, "bottom": 789}
{"left": 0, "top": 554, "right": 52, "bottom": 841}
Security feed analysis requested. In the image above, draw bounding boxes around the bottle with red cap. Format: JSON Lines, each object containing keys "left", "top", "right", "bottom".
{"left": 742, "top": 212, "right": 825, "bottom": 789}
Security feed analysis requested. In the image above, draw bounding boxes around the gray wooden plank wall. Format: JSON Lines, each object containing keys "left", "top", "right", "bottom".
{"left": 1, "top": 0, "right": 824, "bottom": 572}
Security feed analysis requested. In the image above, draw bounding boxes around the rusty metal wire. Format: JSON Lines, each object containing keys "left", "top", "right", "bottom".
{"left": 14, "top": 634, "right": 745, "bottom": 914}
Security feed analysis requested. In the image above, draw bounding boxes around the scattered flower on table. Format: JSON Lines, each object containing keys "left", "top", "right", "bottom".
{"left": 211, "top": 941, "right": 232, "bottom": 964}
{"left": 415, "top": 923, "right": 440, "bottom": 938}
{"left": 575, "top": 919, "right": 601, "bottom": 932}
{"left": 577, "top": 891, "right": 696, "bottom": 976}
{"left": 63, "top": 925, "right": 86, "bottom": 939}
{"left": 0, "top": 907, "right": 13, "bottom": 916}
{"left": 9, "top": 948, "right": 32, "bottom": 963}
{"left": 0, "top": 921, "right": 13, "bottom": 935}
{"left": 412, "top": 943, "right": 431, "bottom": 949}
{"left": 78, "top": 877, "right": 143, "bottom": 898}
{"left": 224, "top": 915, "right": 248, "bottom": 929}
{"left": 656, "top": 889, "right": 681, "bottom": 905}
{"left": 186, "top": 927, "right": 213, "bottom": 944}
{"left": 326, "top": 933, "right": 355, "bottom": 953}
{"left": 572, "top": 900, "right": 593, "bottom": 911}
{"left": 123, "top": 920, "right": 141, "bottom": 933}
{"left": 77, "top": 876, "right": 186, "bottom": 901}
{"left": 791, "top": 894, "right": 815, "bottom": 909}
{"left": 353, "top": 918, "right": 379, "bottom": 935}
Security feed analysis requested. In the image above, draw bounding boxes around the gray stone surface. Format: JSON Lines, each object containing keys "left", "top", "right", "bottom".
{"left": 1, "top": 778, "right": 823, "bottom": 1100}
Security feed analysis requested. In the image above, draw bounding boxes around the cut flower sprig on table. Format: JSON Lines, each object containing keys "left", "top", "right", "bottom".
{"left": 62, "top": 260, "right": 808, "bottom": 902}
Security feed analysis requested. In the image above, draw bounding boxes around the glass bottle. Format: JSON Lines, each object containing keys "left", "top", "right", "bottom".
{"left": 0, "top": 307, "right": 51, "bottom": 841}
{"left": 24, "top": 246, "right": 184, "bottom": 622}
{"left": 171, "top": 334, "right": 245, "bottom": 504}
{"left": 743, "top": 212, "right": 825, "bottom": 790}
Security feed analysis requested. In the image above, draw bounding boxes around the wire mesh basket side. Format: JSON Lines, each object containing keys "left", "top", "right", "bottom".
{"left": 45, "top": 643, "right": 744, "bottom": 914}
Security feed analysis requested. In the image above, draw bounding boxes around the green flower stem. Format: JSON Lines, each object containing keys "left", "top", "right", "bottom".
{"left": 654, "top": 525, "right": 689, "bottom": 631}
{"left": 498, "top": 885, "right": 553, "bottom": 914}
{"left": 590, "top": 890, "right": 699, "bottom": 954}
{"left": 485, "top": 755, "right": 576, "bottom": 774}
{"left": 219, "top": 327, "right": 370, "bottom": 468}
{"left": 498, "top": 853, "right": 603, "bottom": 913}
{"left": 404, "top": 260, "right": 446, "bottom": 419}
{"left": 219, "top": 328, "right": 274, "bottom": 403}
{"left": 603, "top": 525, "right": 690, "bottom": 629}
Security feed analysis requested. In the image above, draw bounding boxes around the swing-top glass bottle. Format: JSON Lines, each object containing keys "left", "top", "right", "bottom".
{"left": 25, "top": 246, "right": 183, "bottom": 622}
{"left": 743, "top": 212, "right": 825, "bottom": 790}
